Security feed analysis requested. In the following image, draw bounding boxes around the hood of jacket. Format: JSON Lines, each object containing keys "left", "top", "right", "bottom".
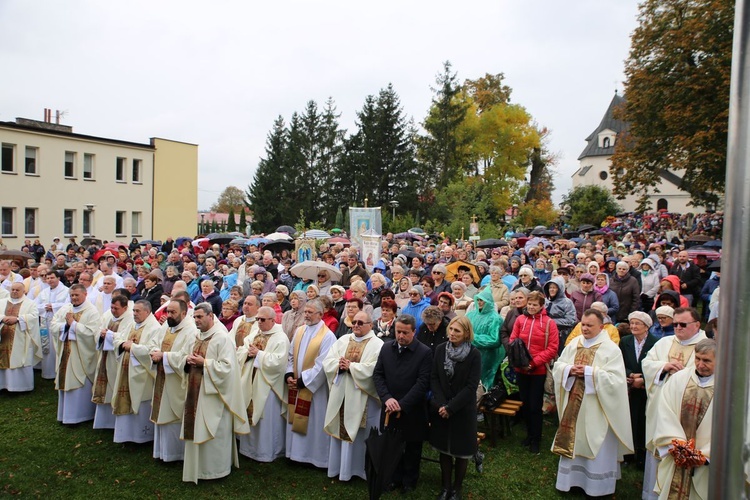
{"left": 543, "top": 276, "right": 567, "bottom": 302}
{"left": 657, "top": 289, "right": 681, "bottom": 306}
{"left": 661, "top": 274, "right": 682, "bottom": 292}
{"left": 473, "top": 285, "right": 496, "bottom": 314}
{"left": 640, "top": 258, "right": 656, "bottom": 272}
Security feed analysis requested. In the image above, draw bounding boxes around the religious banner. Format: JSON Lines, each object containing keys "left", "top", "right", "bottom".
{"left": 349, "top": 207, "right": 382, "bottom": 244}
{"left": 295, "top": 238, "right": 316, "bottom": 264}
{"left": 360, "top": 233, "right": 381, "bottom": 273}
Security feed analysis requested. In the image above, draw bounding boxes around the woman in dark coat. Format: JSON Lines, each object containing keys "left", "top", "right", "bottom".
{"left": 429, "top": 316, "right": 482, "bottom": 500}
{"left": 140, "top": 273, "right": 165, "bottom": 314}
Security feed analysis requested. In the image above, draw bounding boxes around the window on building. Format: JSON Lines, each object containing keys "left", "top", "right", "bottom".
{"left": 115, "top": 211, "right": 126, "bottom": 236}
{"left": 131, "top": 211, "right": 142, "bottom": 236}
{"left": 116, "top": 157, "right": 126, "bottom": 182}
{"left": 25, "top": 146, "right": 38, "bottom": 175}
{"left": 602, "top": 137, "right": 611, "bottom": 148}
{"left": 1, "top": 143, "right": 15, "bottom": 173}
{"left": 83, "top": 153, "right": 95, "bottom": 180}
{"left": 83, "top": 209, "right": 93, "bottom": 236}
{"left": 132, "top": 159, "right": 142, "bottom": 183}
{"left": 1, "top": 207, "right": 14, "bottom": 236}
{"left": 24, "top": 208, "right": 37, "bottom": 236}
{"left": 64, "top": 151, "right": 76, "bottom": 178}
{"left": 63, "top": 209, "right": 75, "bottom": 236}
{"left": 599, "top": 171, "right": 609, "bottom": 180}
{"left": 657, "top": 198, "right": 668, "bottom": 211}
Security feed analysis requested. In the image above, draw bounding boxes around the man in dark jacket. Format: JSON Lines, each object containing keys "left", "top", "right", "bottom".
{"left": 669, "top": 251, "right": 702, "bottom": 305}
{"left": 609, "top": 261, "right": 641, "bottom": 323}
{"left": 340, "top": 254, "right": 369, "bottom": 289}
{"left": 373, "top": 314, "right": 432, "bottom": 494}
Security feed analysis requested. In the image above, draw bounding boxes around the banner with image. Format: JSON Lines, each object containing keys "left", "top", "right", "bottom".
{"left": 349, "top": 207, "right": 382, "bottom": 244}
{"left": 295, "top": 238, "right": 316, "bottom": 264}
{"left": 360, "top": 233, "right": 381, "bottom": 273}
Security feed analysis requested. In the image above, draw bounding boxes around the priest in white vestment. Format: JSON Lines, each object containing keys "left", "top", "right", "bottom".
{"left": 285, "top": 299, "right": 337, "bottom": 468}
{"left": 35, "top": 271, "right": 69, "bottom": 379}
{"left": 178, "top": 303, "right": 249, "bottom": 483}
{"left": 323, "top": 310, "right": 383, "bottom": 481}
{"left": 552, "top": 308, "right": 633, "bottom": 496}
{"left": 148, "top": 299, "right": 197, "bottom": 462}
{"left": 92, "top": 294, "right": 133, "bottom": 429}
{"left": 0, "top": 282, "right": 41, "bottom": 391}
{"left": 24, "top": 265, "right": 46, "bottom": 300}
{"left": 0, "top": 260, "right": 23, "bottom": 293}
{"left": 641, "top": 307, "right": 707, "bottom": 499}
{"left": 237, "top": 306, "right": 289, "bottom": 462}
{"left": 228, "top": 295, "right": 259, "bottom": 349}
{"left": 112, "top": 299, "right": 161, "bottom": 443}
{"left": 89, "top": 276, "right": 116, "bottom": 317}
{"left": 653, "top": 339, "right": 715, "bottom": 500}
{"left": 51, "top": 284, "right": 102, "bottom": 424}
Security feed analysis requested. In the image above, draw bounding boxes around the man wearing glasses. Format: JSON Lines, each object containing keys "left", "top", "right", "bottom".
{"left": 641, "top": 307, "right": 707, "bottom": 499}
{"left": 323, "top": 310, "right": 384, "bottom": 481}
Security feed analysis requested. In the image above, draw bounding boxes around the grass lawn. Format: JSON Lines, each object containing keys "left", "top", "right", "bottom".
{"left": 1, "top": 374, "right": 645, "bottom": 499}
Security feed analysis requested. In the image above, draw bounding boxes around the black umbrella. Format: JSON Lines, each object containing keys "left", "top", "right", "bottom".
{"left": 537, "top": 230, "right": 560, "bottom": 237}
{"left": 262, "top": 240, "right": 295, "bottom": 254}
{"left": 589, "top": 229, "right": 607, "bottom": 236}
{"left": 397, "top": 250, "right": 422, "bottom": 261}
{"left": 530, "top": 225, "right": 548, "bottom": 236}
{"left": 365, "top": 412, "right": 405, "bottom": 500}
{"left": 80, "top": 238, "right": 102, "bottom": 247}
{"left": 476, "top": 238, "right": 508, "bottom": 249}
{"left": 276, "top": 225, "right": 296, "bottom": 236}
{"left": 577, "top": 224, "right": 597, "bottom": 232}
{"left": 562, "top": 231, "right": 579, "bottom": 239}
{"left": 509, "top": 232, "right": 526, "bottom": 238}
{"left": 205, "top": 233, "right": 235, "bottom": 244}
{"left": 139, "top": 240, "right": 162, "bottom": 246}
{"left": 0, "top": 250, "right": 33, "bottom": 262}
{"left": 707, "top": 259, "right": 721, "bottom": 271}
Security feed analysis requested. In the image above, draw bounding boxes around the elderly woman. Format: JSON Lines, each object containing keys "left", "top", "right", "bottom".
{"left": 500, "top": 288, "right": 529, "bottom": 350}
{"left": 417, "top": 306, "right": 448, "bottom": 354}
{"left": 487, "top": 266, "right": 511, "bottom": 312}
{"left": 281, "top": 290, "right": 307, "bottom": 340}
{"left": 373, "top": 298, "right": 397, "bottom": 339}
{"left": 367, "top": 273, "right": 387, "bottom": 309}
{"left": 141, "top": 272, "right": 165, "bottom": 313}
{"left": 348, "top": 281, "right": 373, "bottom": 317}
{"left": 316, "top": 270, "right": 333, "bottom": 297}
{"left": 276, "top": 284, "right": 291, "bottom": 313}
{"left": 395, "top": 277, "right": 412, "bottom": 309}
{"left": 262, "top": 292, "right": 283, "bottom": 323}
{"left": 460, "top": 273, "right": 478, "bottom": 298}
{"left": 219, "top": 299, "right": 241, "bottom": 330}
{"left": 249, "top": 280, "right": 265, "bottom": 299}
{"left": 228, "top": 285, "right": 243, "bottom": 303}
{"left": 319, "top": 295, "right": 339, "bottom": 333}
{"left": 511, "top": 265, "right": 543, "bottom": 294}
{"left": 466, "top": 287, "right": 503, "bottom": 391}
{"left": 335, "top": 298, "right": 363, "bottom": 339}
{"left": 451, "top": 281, "right": 473, "bottom": 316}
{"left": 429, "top": 316, "right": 482, "bottom": 500}
{"left": 162, "top": 265, "right": 180, "bottom": 296}
{"left": 306, "top": 284, "right": 320, "bottom": 301}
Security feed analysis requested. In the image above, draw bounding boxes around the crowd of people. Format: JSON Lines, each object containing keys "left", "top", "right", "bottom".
{"left": 0, "top": 215, "right": 723, "bottom": 497}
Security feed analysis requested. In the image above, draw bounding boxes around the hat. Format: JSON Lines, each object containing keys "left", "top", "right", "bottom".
{"left": 411, "top": 285, "right": 424, "bottom": 297}
{"left": 580, "top": 273, "right": 595, "bottom": 283}
{"left": 275, "top": 284, "right": 289, "bottom": 297}
{"left": 628, "top": 311, "right": 653, "bottom": 328}
{"left": 53, "top": 237, "right": 60, "bottom": 241}
{"left": 655, "top": 306, "right": 675, "bottom": 319}
{"left": 205, "top": 250, "right": 215, "bottom": 257}
{"left": 518, "top": 265, "right": 534, "bottom": 277}
{"left": 330, "top": 285, "right": 345, "bottom": 295}
{"left": 556, "top": 266, "right": 570, "bottom": 275}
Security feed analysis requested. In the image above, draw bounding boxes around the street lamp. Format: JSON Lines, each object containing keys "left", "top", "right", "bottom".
{"left": 200, "top": 213, "right": 205, "bottom": 234}
{"left": 388, "top": 200, "right": 399, "bottom": 219}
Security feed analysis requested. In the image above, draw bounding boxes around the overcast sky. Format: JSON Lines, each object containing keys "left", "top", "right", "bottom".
{"left": 0, "top": 0, "right": 640, "bottom": 211}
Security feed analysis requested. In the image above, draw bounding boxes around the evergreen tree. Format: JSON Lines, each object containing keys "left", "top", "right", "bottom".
{"left": 238, "top": 208, "right": 247, "bottom": 235}
{"left": 317, "top": 98, "right": 345, "bottom": 224}
{"left": 247, "top": 116, "right": 288, "bottom": 233}
{"left": 226, "top": 208, "right": 237, "bottom": 232}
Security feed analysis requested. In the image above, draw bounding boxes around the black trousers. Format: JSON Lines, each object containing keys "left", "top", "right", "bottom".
{"left": 518, "top": 373, "right": 546, "bottom": 444}
{"left": 393, "top": 440, "right": 423, "bottom": 488}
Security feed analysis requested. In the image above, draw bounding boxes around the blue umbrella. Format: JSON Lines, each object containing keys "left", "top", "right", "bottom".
{"left": 175, "top": 236, "right": 193, "bottom": 247}
{"left": 702, "top": 240, "right": 722, "bottom": 248}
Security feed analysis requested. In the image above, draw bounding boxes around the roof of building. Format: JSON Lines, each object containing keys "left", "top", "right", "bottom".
{"left": 0, "top": 119, "right": 155, "bottom": 150}
{"left": 578, "top": 93, "right": 627, "bottom": 160}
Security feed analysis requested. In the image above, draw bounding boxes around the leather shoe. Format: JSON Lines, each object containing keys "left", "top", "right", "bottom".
{"left": 448, "top": 488, "right": 462, "bottom": 500}
{"left": 436, "top": 489, "right": 450, "bottom": 500}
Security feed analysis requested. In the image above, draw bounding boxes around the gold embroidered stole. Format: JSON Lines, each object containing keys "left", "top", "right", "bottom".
{"left": 150, "top": 327, "right": 182, "bottom": 422}
{"left": 668, "top": 378, "right": 714, "bottom": 500}
{"left": 112, "top": 324, "right": 146, "bottom": 416}
{"left": 288, "top": 324, "right": 326, "bottom": 434}
{"left": 668, "top": 340, "right": 696, "bottom": 367}
{"left": 552, "top": 343, "right": 602, "bottom": 458}
{"left": 245, "top": 333, "right": 270, "bottom": 421}
{"left": 58, "top": 311, "right": 84, "bottom": 390}
{"left": 0, "top": 302, "right": 21, "bottom": 369}
{"left": 92, "top": 318, "right": 120, "bottom": 403}
{"left": 338, "top": 336, "right": 372, "bottom": 442}
{"left": 235, "top": 319, "right": 253, "bottom": 348}
{"left": 183, "top": 334, "right": 214, "bottom": 441}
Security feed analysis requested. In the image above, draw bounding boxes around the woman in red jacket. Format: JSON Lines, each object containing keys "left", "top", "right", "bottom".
{"left": 509, "top": 291, "right": 559, "bottom": 453}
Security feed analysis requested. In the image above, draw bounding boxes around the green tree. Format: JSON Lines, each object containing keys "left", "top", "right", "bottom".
{"left": 316, "top": 98, "right": 345, "bottom": 224}
{"left": 463, "top": 72, "right": 512, "bottom": 113}
{"left": 525, "top": 127, "right": 556, "bottom": 205}
{"left": 238, "top": 208, "right": 247, "bottom": 235}
{"left": 611, "top": 0, "right": 732, "bottom": 208}
{"left": 247, "top": 116, "right": 288, "bottom": 233}
{"left": 562, "top": 185, "right": 622, "bottom": 228}
{"left": 226, "top": 208, "right": 237, "bottom": 232}
{"left": 210, "top": 186, "right": 246, "bottom": 213}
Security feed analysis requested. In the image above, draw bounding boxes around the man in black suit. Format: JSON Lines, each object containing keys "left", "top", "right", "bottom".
{"left": 669, "top": 251, "right": 702, "bottom": 306}
{"left": 620, "top": 311, "right": 657, "bottom": 468}
{"left": 373, "top": 314, "right": 432, "bottom": 493}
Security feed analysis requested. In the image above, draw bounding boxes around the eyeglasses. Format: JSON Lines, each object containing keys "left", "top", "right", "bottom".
{"left": 317, "top": 274, "right": 327, "bottom": 278}
{"left": 673, "top": 321, "right": 698, "bottom": 328}
{"left": 409, "top": 292, "right": 419, "bottom": 296}
{"left": 352, "top": 320, "right": 367, "bottom": 326}
{"left": 432, "top": 271, "right": 443, "bottom": 275}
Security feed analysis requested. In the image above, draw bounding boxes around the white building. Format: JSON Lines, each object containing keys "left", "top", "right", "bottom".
{"left": 0, "top": 114, "right": 198, "bottom": 248}
{"left": 571, "top": 93, "right": 700, "bottom": 213}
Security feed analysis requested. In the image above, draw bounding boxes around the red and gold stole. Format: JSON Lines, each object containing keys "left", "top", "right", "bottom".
{"left": 234, "top": 319, "right": 254, "bottom": 348}
{"left": 337, "top": 336, "right": 372, "bottom": 442}
{"left": 552, "top": 343, "right": 602, "bottom": 458}
{"left": 0, "top": 302, "right": 21, "bottom": 369}
{"left": 288, "top": 324, "right": 326, "bottom": 434}
{"left": 245, "top": 332, "right": 270, "bottom": 421}
{"left": 92, "top": 318, "right": 121, "bottom": 404}
{"left": 112, "top": 324, "right": 146, "bottom": 416}
{"left": 57, "top": 310, "right": 84, "bottom": 391}
{"left": 150, "top": 327, "right": 182, "bottom": 423}
{"left": 668, "top": 377, "right": 714, "bottom": 500}
{"left": 667, "top": 339, "right": 696, "bottom": 367}
{"left": 183, "top": 334, "right": 215, "bottom": 441}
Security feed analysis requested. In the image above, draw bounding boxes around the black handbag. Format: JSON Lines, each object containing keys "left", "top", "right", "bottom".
{"left": 507, "top": 338, "right": 532, "bottom": 369}
{"left": 480, "top": 383, "right": 509, "bottom": 411}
